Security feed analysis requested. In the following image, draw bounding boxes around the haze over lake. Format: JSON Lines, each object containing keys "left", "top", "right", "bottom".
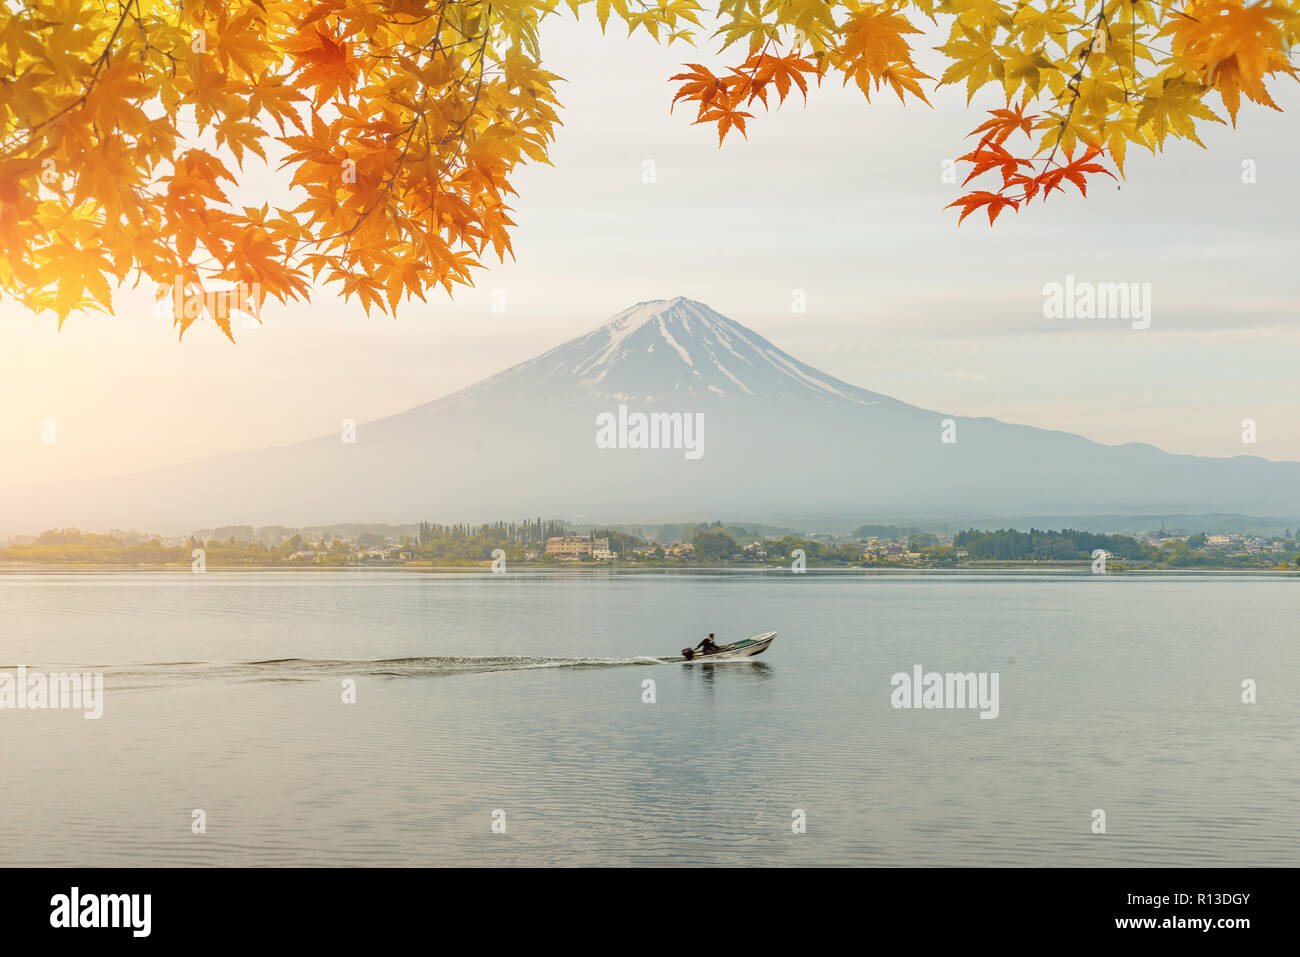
{"left": 2, "top": 569, "right": 1295, "bottom": 866}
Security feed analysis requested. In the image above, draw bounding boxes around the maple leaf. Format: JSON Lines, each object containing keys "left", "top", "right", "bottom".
{"left": 956, "top": 142, "right": 1034, "bottom": 186}
{"left": 1166, "top": 0, "right": 1298, "bottom": 123}
{"left": 1135, "top": 75, "right": 1224, "bottom": 148}
{"left": 937, "top": 22, "right": 1006, "bottom": 102}
{"left": 839, "top": 6, "right": 923, "bottom": 76}
{"left": 968, "top": 101, "right": 1038, "bottom": 148}
{"left": 946, "top": 190, "right": 1020, "bottom": 225}
{"left": 837, "top": 5, "right": 932, "bottom": 104}
{"left": 673, "top": 50, "right": 817, "bottom": 143}
{"left": 1033, "top": 147, "right": 1116, "bottom": 200}
{"left": 670, "top": 63, "right": 728, "bottom": 117}
{"left": 743, "top": 52, "right": 818, "bottom": 106}
{"left": 48, "top": 242, "right": 113, "bottom": 326}
{"left": 285, "top": 26, "right": 360, "bottom": 106}
{"left": 216, "top": 7, "right": 272, "bottom": 79}
{"left": 857, "top": 61, "right": 933, "bottom": 104}
{"left": 699, "top": 102, "right": 754, "bottom": 144}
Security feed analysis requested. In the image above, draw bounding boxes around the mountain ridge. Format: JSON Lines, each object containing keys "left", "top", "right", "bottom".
{"left": 2, "top": 297, "right": 1296, "bottom": 533}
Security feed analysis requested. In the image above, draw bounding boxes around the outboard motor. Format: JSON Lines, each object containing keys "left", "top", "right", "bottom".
{"left": 681, "top": 647, "right": 695, "bottom": 660}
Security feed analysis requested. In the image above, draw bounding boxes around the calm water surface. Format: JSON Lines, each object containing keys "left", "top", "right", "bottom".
{"left": 1, "top": 569, "right": 1296, "bottom": 866}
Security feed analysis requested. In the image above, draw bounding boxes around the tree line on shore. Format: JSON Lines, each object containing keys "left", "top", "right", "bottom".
{"left": 2, "top": 523, "right": 1297, "bottom": 569}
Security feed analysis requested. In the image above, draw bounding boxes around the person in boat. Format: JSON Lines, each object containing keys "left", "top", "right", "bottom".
{"left": 696, "top": 633, "right": 720, "bottom": 655}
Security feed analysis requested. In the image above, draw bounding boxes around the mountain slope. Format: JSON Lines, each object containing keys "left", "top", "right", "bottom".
{"left": 3, "top": 297, "right": 1296, "bottom": 532}
{"left": 440, "top": 297, "right": 892, "bottom": 408}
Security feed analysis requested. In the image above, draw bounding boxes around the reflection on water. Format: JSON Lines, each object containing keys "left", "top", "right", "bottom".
{"left": 0, "top": 570, "right": 1297, "bottom": 866}
{"left": 686, "top": 660, "right": 775, "bottom": 692}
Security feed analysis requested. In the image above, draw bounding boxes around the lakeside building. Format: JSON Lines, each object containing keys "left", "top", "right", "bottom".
{"left": 545, "top": 536, "right": 593, "bottom": 557}
{"left": 545, "top": 535, "right": 614, "bottom": 560}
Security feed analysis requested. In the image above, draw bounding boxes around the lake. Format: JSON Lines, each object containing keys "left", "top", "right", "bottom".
{"left": 1, "top": 569, "right": 1296, "bottom": 866}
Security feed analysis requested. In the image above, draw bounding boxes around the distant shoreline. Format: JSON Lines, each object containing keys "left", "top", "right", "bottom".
{"left": 1, "top": 562, "right": 1296, "bottom": 575}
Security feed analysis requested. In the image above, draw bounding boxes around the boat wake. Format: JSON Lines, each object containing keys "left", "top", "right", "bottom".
{"left": 77, "top": 655, "right": 678, "bottom": 689}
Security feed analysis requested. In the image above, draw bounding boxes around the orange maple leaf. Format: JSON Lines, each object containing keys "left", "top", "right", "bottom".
{"left": 286, "top": 27, "right": 360, "bottom": 106}
{"left": 946, "top": 191, "right": 1020, "bottom": 225}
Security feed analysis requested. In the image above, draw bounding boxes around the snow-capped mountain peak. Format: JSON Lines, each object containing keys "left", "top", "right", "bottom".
{"left": 451, "top": 297, "right": 884, "bottom": 406}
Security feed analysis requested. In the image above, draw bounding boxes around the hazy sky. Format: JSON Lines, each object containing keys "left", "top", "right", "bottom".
{"left": 2, "top": 15, "right": 1298, "bottom": 487}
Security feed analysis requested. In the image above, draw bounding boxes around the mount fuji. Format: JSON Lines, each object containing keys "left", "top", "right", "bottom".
{"left": 4, "top": 297, "right": 1297, "bottom": 532}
